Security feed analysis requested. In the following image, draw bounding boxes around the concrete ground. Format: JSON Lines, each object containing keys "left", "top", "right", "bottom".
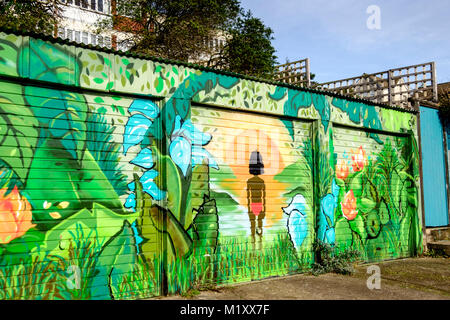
{"left": 154, "top": 257, "right": 450, "bottom": 300}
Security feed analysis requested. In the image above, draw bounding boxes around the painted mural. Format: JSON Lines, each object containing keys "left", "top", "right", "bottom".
{"left": 0, "top": 31, "right": 423, "bottom": 299}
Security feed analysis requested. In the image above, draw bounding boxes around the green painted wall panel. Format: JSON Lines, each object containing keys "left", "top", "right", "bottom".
{"left": 0, "top": 31, "right": 423, "bottom": 300}
{"left": 333, "top": 126, "right": 420, "bottom": 261}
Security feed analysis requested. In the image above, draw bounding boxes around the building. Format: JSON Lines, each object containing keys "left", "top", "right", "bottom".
{"left": 56, "top": 0, "right": 114, "bottom": 49}
{"left": 54, "top": 0, "right": 226, "bottom": 61}
{"left": 56, "top": 0, "right": 132, "bottom": 51}
{"left": 437, "top": 81, "right": 450, "bottom": 217}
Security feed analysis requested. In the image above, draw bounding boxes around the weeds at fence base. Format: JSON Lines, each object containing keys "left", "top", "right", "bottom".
{"left": 311, "top": 241, "right": 361, "bottom": 276}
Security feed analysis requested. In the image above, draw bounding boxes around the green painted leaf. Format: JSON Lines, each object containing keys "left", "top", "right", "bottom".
{"left": 94, "top": 97, "right": 104, "bottom": 104}
{"left": 90, "top": 220, "right": 137, "bottom": 299}
{"left": 186, "top": 162, "right": 210, "bottom": 228}
{"left": 0, "top": 39, "right": 19, "bottom": 77}
{"left": 379, "top": 200, "right": 390, "bottom": 225}
{"left": 155, "top": 149, "right": 182, "bottom": 221}
{"left": 275, "top": 158, "right": 312, "bottom": 198}
{"left": 391, "top": 170, "right": 407, "bottom": 216}
{"left": 164, "top": 206, "right": 193, "bottom": 260}
{"left": 25, "top": 139, "right": 127, "bottom": 230}
{"left": 335, "top": 178, "right": 346, "bottom": 189}
{"left": 0, "top": 229, "right": 45, "bottom": 265}
{"left": 20, "top": 38, "right": 81, "bottom": 85}
{"left": 42, "top": 203, "right": 137, "bottom": 260}
{"left": 106, "top": 82, "right": 114, "bottom": 90}
{"left": 365, "top": 210, "right": 382, "bottom": 238}
{"left": 348, "top": 214, "right": 367, "bottom": 240}
{"left": 359, "top": 198, "right": 376, "bottom": 213}
{"left": 24, "top": 86, "right": 87, "bottom": 161}
{"left": 347, "top": 171, "right": 363, "bottom": 199}
{"left": 116, "top": 105, "right": 125, "bottom": 116}
{"left": 366, "top": 222, "right": 398, "bottom": 261}
{"left": 335, "top": 217, "right": 352, "bottom": 250}
{"left": 155, "top": 77, "right": 164, "bottom": 93}
{"left": 104, "top": 57, "right": 112, "bottom": 68}
{"left": 0, "top": 82, "right": 39, "bottom": 182}
{"left": 191, "top": 198, "right": 218, "bottom": 250}
{"left": 82, "top": 74, "right": 91, "bottom": 85}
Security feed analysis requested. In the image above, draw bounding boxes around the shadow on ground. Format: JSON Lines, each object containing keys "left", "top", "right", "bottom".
{"left": 153, "top": 257, "right": 450, "bottom": 300}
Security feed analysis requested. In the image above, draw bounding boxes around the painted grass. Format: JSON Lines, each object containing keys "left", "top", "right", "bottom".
{"left": 112, "top": 255, "right": 161, "bottom": 300}
{"left": 51, "top": 225, "right": 104, "bottom": 300}
{"left": 0, "top": 231, "right": 312, "bottom": 299}
{"left": 0, "top": 224, "right": 104, "bottom": 300}
{"left": 0, "top": 256, "right": 61, "bottom": 300}
{"left": 166, "top": 234, "right": 313, "bottom": 295}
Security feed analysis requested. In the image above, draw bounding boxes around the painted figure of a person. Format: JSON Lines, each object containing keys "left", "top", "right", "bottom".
{"left": 246, "top": 151, "right": 266, "bottom": 238}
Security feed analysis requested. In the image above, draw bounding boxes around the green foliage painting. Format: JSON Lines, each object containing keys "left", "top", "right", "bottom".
{"left": 0, "top": 31, "right": 422, "bottom": 299}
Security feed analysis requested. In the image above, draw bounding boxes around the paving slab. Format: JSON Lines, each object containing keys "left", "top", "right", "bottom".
{"left": 152, "top": 257, "right": 450, "bottom": 300}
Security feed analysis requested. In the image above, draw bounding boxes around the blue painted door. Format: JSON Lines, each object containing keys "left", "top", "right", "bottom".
{"left": 420, "top": 106, "right": 449, "bottom": 227}
{"left": 447, "top": 123, "right": 450, "bottom": 190}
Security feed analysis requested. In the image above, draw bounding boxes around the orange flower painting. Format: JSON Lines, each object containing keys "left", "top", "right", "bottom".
{"left": 336, "top": 159, "right": 350, "bottom": 180}
{"left": 341, "top": 190, "right": 358, "bottom": 221}
{"left": 0, "top": 186, "right": 35, "bottom": 244}
{"left": 351, "top": 146, "right": 367, "bottom": 172}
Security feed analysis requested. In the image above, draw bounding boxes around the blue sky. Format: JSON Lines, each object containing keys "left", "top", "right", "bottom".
{"left": 240, "top": 0, "right": 450, "bottom": 84}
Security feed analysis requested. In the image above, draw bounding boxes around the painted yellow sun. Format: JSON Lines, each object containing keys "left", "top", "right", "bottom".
{"left": 196, "top": 109, "right": 297, "bottom": 228}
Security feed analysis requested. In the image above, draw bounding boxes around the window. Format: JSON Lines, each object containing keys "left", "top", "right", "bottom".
{"left": 90, "top": 34, "right": 97, "bottom": 46}
{"left": 57, "top": 27, "right": 111, "bottom": 49}
{"left": 104, "top": 36, "right": 111, "bottom": 49}
{"left": 82, "top": 32, "right": 89, "bottom": 45}
{"left": 66, "top": 29, "right": 73, "bottom": 41}
{"left": 65, "top": 0, "right": 105, "bottom": 13}
{"left": 118, "top": 42, "right": 128, "bottom": 52}
{"left": 57, "top": 27, "right": 65, "bottom": 39}
{"left": 98, "top": 35, "right": 104, "bottom": 47}
{"left": 97, "top": 0, "right": 103, "bottom": 12}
